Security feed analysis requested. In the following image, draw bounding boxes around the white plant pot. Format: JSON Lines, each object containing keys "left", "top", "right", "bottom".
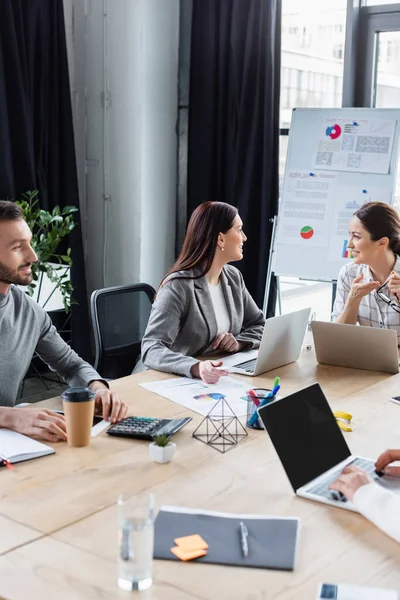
{"left": 149, "top": 441, "right": 176, "bottom": 464}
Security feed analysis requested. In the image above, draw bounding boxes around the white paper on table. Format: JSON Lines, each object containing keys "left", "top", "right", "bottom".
{"left": 139, "top": 376, "right": 254, "bottom": 417}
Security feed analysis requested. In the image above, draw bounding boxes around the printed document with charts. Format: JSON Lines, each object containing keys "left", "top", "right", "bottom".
{"left": 0, "top": 429, "right": 54, "bottom": 464}
{"left": 140, "top": 376, "right": 253, "bottom": 417}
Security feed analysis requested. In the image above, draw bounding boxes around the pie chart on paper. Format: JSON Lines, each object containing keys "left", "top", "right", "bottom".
{"left": 326, "top": 124, "right": 342, "bottom": 139}
{"left": 300, "top": 226, "right": 314, "bottom": 240}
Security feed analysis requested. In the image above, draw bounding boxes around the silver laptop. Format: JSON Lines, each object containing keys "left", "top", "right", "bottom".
{"left": 312, "top": 321, "right": 399, "bottom": 375}
{"left": 222, "top": 308, "right": 310, "bottom": 376}
{"left": 258, "top": 383, "right": 400, "bottom": 511}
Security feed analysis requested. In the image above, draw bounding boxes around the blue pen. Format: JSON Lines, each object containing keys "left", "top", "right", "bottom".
{"left": 248, "top": 385, "right": 280, "bottom": 426}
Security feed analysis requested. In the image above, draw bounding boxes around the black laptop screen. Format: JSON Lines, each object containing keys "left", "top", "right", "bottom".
{"left": 258, "top": 383, "right": 351, "bottom": 492}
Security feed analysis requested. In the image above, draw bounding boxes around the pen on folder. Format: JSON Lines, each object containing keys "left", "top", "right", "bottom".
{"left": 239, "top": 521, "right": 249, "bottom": 558}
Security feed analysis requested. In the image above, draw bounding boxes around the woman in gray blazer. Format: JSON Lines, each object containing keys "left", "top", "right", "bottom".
{"left": 141, "top": 202, "right": 265, "bottom": 383}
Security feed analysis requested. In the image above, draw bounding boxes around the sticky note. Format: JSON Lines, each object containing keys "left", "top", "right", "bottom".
{"left": 174, "top": 534, "right": 209, "bottom": 550}
{"left": 170, "top": 546, "right": 207, "bottom": 561}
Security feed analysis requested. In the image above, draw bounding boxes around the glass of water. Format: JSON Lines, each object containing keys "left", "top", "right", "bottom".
{"left": 117, "top": 493, "right": 155, "bottom": 591}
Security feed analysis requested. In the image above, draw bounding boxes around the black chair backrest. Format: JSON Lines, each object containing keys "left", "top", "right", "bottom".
{"left": 90, "top": 283, "right": 156, "bottom": 379}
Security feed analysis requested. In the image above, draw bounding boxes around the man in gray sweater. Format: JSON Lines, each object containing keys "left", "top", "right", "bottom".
{"left": 0, "top": 200, "right": 128, "bottom": 441}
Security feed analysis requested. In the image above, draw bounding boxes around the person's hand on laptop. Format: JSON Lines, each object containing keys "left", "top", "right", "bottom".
{"left": 328, "top": 464, "right": 373, "bottom": 501}
{"left": 330, "top": 449, "right": 400, "bottom": 501}
{"left": 191, "top": 360, "right": 229, "bottom": 384}
{"left": 375, "top": 449, "right": 400, "bottom": 477}
{"left": 211, "top": 332, "right": 247, "bottom": 353}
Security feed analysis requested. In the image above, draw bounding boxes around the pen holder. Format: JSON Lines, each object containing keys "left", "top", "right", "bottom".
{"left": 246, "top": 388, "right": 271, "bottom": 430}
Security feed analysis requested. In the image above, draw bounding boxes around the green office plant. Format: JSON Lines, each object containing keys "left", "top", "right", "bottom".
{"left": 152, "top": 434, "right": 171, "bottom": 447}
{"left": 16, "top": 190, "right": 78, "bottom": 312}
{"left": 149, "top": 433, "right": 176, "bottom": 464}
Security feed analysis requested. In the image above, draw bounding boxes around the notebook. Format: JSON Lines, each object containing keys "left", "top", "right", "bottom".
{"left": 0, "top": 429, "right": 55, "bottom": 465}
{"left": 154, "top": 505, "right": 300, "bottom": 570}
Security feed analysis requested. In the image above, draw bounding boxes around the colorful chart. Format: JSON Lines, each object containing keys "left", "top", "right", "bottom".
{"left": 193, "top": 392, "right": 226, "bottom": 401}
{"left": 342, "top": 240, "right": 354, "bottom": 259}
{"left": 300, "top": 225, "right": 314, "bottom": 240}
{"left": 325, "top": 124, "right": 342, "bottom": 140}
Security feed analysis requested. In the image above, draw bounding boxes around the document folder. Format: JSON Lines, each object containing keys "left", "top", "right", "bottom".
{"left": 154, "top": 505, "right": 300, "bottom": 570}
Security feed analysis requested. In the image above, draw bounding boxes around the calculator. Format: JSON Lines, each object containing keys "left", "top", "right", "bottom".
{"left": 106, "top": 416, "right": 192, "bottom": 440}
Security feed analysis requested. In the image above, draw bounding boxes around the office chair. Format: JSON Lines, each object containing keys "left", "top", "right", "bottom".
{"left": 90, "top": 283, "right": 156, "bottom": 380}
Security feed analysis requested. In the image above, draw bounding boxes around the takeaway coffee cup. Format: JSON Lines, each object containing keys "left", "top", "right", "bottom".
{"left": 61, "top": 387, "right": 96, "bottom": 447}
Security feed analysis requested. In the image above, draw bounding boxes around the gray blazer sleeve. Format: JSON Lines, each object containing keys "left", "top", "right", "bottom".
{"left": 235, "top": 270, "right": 265, "bottom": 348}
{"left": 141, "top": 279, "right": 199, "bottom": 378}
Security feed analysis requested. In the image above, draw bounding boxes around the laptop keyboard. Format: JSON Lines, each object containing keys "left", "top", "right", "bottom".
{"left": 233, "top": 358, "right": 257, "bottom": 373}
{"left": 307, "top": 457, "right": 379, "bottom": 502}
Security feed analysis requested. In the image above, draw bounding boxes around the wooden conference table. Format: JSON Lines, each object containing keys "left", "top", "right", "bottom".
{"left": 1, "top": 349, "right": 400, "bottom": 599}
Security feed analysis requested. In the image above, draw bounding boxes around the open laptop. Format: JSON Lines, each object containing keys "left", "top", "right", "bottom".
{"left": 257, "top": 383, "right": 400, "bottom": 511}
{"left": 221, "top": 308, "right": 310, "bottom": 376}
{"left": 312, "top": 321, "right": 399, "bottom": 375}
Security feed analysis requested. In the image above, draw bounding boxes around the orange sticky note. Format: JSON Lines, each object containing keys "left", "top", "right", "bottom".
{"left": 170, "top": 546, "right": 207, "bottom": 561}
{"left": 174, "top": 534, "right": 209, "bottom": 551}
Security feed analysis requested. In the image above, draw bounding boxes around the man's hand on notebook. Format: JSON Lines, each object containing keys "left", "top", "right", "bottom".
{"left": 3, "top": 408, "right": 67, "bottom": 442}
{"left": 329, "top": 465, "right": 373, "bottom": 501}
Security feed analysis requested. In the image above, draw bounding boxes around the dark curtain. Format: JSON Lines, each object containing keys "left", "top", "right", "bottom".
{"left": 187, "top": 0, "right": 281, "bottom": 315}
{"left": 0, "top": 0, "right": 90, "bottom": 360}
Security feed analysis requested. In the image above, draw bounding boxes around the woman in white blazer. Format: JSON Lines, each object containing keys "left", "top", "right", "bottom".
{"left": 141, "top": 202, "right": 265, "bottom": 383}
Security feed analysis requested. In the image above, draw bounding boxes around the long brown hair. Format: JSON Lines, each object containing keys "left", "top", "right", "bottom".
{"left": 354, "top": 201, "right": 400, "bottom": 255}
{"left": 160, "top": 201, "right": 238, "bottom": 288}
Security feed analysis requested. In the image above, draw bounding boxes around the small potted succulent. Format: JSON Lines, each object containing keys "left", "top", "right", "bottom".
{"left": 149, "top": 434, "right": 176, "bottom": 464}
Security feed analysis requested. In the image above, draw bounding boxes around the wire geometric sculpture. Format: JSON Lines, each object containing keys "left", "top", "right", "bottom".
{"left": 192, "top": 393, "right": 248, "bottom": 453}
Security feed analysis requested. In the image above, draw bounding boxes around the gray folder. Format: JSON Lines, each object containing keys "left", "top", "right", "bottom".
{"left": 154, "top": 507, "right": 300, "bottom": 570}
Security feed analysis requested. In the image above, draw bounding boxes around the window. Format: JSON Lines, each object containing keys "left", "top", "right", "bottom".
{"left": 374, "top": 30, "right": 400, "bottom": 211}
{"left": 366, "top": 0, "right": 400, "bottom": 4}
{"left": 281, "top": 1, "right": 347, "bottom": 128}
{"left": 333, "top": 43, "right": 343, "bottom": 59}
{"left": 279, "top": 0, "right": 347, "bottom": 318}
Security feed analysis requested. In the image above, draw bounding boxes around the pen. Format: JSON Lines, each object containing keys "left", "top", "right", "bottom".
{"left": 239, "top": 521, "right": 248, "bottom": 558}
{"left": 248, "top": 385, "right": 280, "bottom": 426}
{"left": 248, "top": 389, "right": 260, "bottom": 408}
{"left": 0, "top": 454, "right": 14, "bottom": 471}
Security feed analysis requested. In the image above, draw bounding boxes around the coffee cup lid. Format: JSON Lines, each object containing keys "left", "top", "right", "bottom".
{"left": 61, "top": 387, "right": 96, "bottom": 402}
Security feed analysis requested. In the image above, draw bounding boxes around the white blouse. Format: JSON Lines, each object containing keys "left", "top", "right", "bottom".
{"left": 331, "top": 257, "right": 400, "bottom": 343}
{"left": 353, "top": 483, "right": 400, "bottom": 543}
{"left": 208, "top": 282, "right": 230, "bottom": 334}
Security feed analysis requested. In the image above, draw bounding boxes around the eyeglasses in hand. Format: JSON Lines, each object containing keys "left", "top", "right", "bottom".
{"left": 376, "top": 282, "right": 400, "bottom": 314}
